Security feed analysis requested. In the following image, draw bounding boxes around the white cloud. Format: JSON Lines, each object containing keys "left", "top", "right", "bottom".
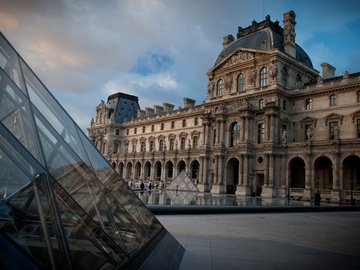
{"left": 103, "top": 72, "right": 177, "bottom": 96}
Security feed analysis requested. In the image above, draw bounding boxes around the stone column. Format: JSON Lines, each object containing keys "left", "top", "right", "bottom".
{"left": 140, "top": 161, "right": 145, "bottom": 183}
{"left": 269, "top": 154, "right": 274, "bottom": 187}
{"left": 198, "top": 157, "right": 204, "bottom": 184}
{"left": 331, "top": 150, "right": 341, "bottom": 203}
{"left": 238, "top": 155, "right": 244, "bottom": 186}
{"left": 264, "top": 154, "right": 269, "bottom": 186}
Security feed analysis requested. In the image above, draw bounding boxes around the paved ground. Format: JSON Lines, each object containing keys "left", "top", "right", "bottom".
{"left": 157, "top": 211, "right": 360, "bottom": 270}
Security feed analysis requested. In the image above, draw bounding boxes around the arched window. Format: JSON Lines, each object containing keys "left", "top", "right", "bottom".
{"left": 237, "top": 73, "right": 244, "bottom": 92}
{"left": 216, "top": 79, "right": 224, "bottom": 96}
{"left": 230, "top": 122, "right": 240, "bottom": 147}
{"left": 182, "top": 119, "right": 186, "bottom": 127}
{"left": 194, "top": 117, "right": 199, "bottom": 126}
{"left": 260, "top": 67, "right": 268, "bottom": 87}
{"left": 259, "top": 99, "right": 265, "bottom": 109}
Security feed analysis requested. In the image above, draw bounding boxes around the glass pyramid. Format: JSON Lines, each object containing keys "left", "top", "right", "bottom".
{"left": 165, "top": 171, "right": 199, "bottom": 192}
{"left": 0, "top": 33, "right": 183, "bottom": 269}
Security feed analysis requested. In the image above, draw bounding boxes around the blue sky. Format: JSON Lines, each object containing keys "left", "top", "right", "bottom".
{"left": 1, "top": 0, "right": 360, "bottom": 131}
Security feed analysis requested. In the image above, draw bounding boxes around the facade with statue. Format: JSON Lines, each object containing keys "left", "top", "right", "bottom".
{"left": 88, "top": 11, "right": 360, "bottom": 203}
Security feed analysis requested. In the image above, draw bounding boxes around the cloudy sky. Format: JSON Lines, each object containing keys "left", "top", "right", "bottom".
{"left": 1, "top": 0, "right": 360, "bottom": 131}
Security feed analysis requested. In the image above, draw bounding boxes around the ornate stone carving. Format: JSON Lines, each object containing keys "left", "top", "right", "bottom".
{"left": 269, "top": 62, "right": 278, "bottom": 79}
{"left": 224, "top": 51, "right": 254, "bottom": 67}
{"left": 248, "top": 68, "right": 257, "bottom": 84}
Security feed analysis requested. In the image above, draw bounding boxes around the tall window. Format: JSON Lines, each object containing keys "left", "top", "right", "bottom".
{"left": 171, "top": 121, "right": 175, "bottom": 129}
{"left": 230, "top": 122, "right": 240, "bottom": 147}
{"left": 330, "top": 94, "right": 337, "bottom": 107}
{"left": 194, "top": 117, "right": 199, "bottom": 126}
{"left": 357, "top": 91, "right": 360, "bottom": 103}
{"left": 305, "top": 98, "right": 312, "bottom": 110}
{"left": 257, "top": 123, "right": 265, "bottom": 143}
{"left": 150, "top": 140, "right": 155, "bottom": 152}
{"left": 142, "top": 126, "right": 145, "bottom": 133}
{"left": 357, "top": 119, "right": 360, "bottom": 138}
{"left": 182, "top": 119, "right": 186, "bottom": 127}
{"left": 151, "top": 125, "right": 154, "bottom": 132}
{"left": 260, "top": 67, "right": 268, "bottom": 87}
{"left": 113, "top": 143, "right": 119, "bottom": 154}
{"left": 180, "top": 137, "right": 186, "bottom": 150}
{"left": 216, "top": 79, "right": 224, "bottom": 96}
{"left": 161, "top": 123, "right": 164, "bottom": 130}
{"left": 169, "top": 138, "right": 175, "bottom": 150}
{"left": 237, "top": 73, "right": 244, "bottom": 92}
{"left": 115, "top": 129, "right": 120, "bottom": 135}
{"left": 193, "top": 136, "right": 198, "bottom": 149}
{"left": 141, "top": 141, "right": 146, "bottom": 152}
{"left": 159, "top": 139, "right": 164, "bottom": 151}
{"left": 259, "top": 99, "right": 265, "bottom": 109}
{"left": 134, "top": 128, "right": 137, "bottom": 134}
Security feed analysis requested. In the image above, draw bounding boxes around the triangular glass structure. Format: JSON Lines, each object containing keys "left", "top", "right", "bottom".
{"left": 0, "top": 33, "right": 183, "bottom": 269}
{"left": 165, "top": 170, "right": 199, "bottom": 192}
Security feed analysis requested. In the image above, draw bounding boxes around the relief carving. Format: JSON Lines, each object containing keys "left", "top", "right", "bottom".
{"left": 224, "top": 51, "right": 254, "bottom": 67}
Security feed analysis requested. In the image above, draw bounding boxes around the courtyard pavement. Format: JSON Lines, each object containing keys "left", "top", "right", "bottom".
{"left": 157, "top": 211, "right": 360, "bottom": 270}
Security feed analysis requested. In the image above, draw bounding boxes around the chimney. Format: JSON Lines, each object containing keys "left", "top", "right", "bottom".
{"left": 283, "top": 10, "right": 296, "bottom": 58}
{"left": 145, "top": 107, "right": 154, "bottom": 116}
{"left": 163, "top": 102, "right": 175, "bottom": 112}
{"left": 320, "top": 62, "right": 336, "bottom": 79}
{"left": 154, "top": 105, "right": 164, "bottom": 114}
{"left": 223, "top": 34, "right": 234, "bottom": 48}
{"left": 183, "top": 97, "right": 196, "bottom": 108}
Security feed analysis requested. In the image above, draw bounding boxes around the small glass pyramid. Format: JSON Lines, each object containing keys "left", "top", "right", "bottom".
{"left": 165, "top": 170, "right": 199, "bottom": 192}
{"left": 0, "top": 33, "right": 183, "bottom": 269}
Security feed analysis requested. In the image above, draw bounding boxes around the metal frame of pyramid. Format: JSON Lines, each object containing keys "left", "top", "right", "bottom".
{"left": 0, "top": 33, "right": 183, "bottom": 269}
{"left": 165, "top": 170, "right": 199, "bottom": 192}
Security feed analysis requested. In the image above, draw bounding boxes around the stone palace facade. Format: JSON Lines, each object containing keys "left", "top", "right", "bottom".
{"left": 88, "top": 11, "right": 360, "bottom": 203}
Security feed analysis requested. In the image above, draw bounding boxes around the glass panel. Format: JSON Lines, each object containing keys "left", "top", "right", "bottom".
{"left": 21, "top": 59, "right": 88, "bottom": 163}
{"left": 0, "top": 71, "right": 44, "bottom": 165}
{"left": 0, "top": 34, "right": 26, "bottom": 93}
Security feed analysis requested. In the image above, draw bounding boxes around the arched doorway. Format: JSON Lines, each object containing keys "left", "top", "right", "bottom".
{"left": 226, "top": 158, "right": 239, "bottom": 194}
{"left": 289, "top": 157, "right": 305, "bottom": 188}
{"left": 155, "top": 161, "right": 162, "bottom": 182}
{"left": 190, "top": 160, "right": 200, "bottom": 184}
{"left": 144, "top": 161, "right": 151, "bottom": 182}
{"left": 119, "top": 162, "right": 124, "bottom": 179}
{"left": 111, "top": 162, "right": 116, "bottom": 170}
{"left": 178, "top": 160, "right": 186, "bottom": 174}
{"left": 343, "top": 155, "right": 360, "bottom": 202}
{"left": 135, "top": 161, "right": 141, "bottom": 181}
{"left": 165, "top": 161, "right": 173, "bottom": 182}
{"left": 126, "top": 162, "right": 132, "bottom": 180}
{"left": 314, "top": 156, "right": 333, "bottom": 190}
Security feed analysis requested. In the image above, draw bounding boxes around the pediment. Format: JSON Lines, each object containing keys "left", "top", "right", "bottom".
{"left": 324, "top": 113, "right": 344, "bottom": 126}
{"left": 299, "top": 116, "right": 317, "bottom": 127}
{"left": 213, "top": 48, "right": 272, "bottom": 71}
{"left": 350, "top": 109, "right": 360, "bottom": 122}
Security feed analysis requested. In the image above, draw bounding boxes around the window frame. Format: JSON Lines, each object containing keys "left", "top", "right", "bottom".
{"left": 260, "top": 67, "right": 268, "bottom": 87}
{"left": 237, "top": 73, "right": 244, "bottom": 92}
